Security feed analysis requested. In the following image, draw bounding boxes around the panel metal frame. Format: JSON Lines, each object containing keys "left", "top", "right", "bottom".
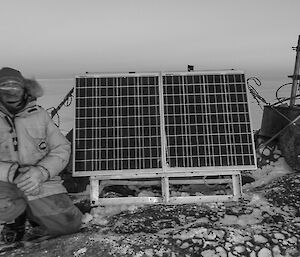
{"left": 73, "top": 70, "right": 256, "bottom": 205}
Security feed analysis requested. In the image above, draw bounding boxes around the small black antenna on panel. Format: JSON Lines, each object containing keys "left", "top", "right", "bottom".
{"left": 187, "top": 65, "right": 194, "bottom": 72}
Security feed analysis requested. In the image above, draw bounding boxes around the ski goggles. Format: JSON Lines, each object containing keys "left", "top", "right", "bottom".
{"left": 0, "top": 80, "right": 25, "bottom": 96}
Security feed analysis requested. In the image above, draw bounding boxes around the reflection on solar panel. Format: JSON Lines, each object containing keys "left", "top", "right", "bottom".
{"left": 74, "top": 71, "right": 256, "bottom": 176}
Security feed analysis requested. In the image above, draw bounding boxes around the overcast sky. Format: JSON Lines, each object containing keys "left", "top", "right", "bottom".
{"left": 0, "top": 0, "right": 299, "bottom": 80}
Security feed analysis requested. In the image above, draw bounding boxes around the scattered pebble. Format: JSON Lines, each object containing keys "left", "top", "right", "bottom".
{"left": 254, "top": 234, "right": 268, "bottom": 244}
{"left": 201, "top": 249, "right": 215, "bottom": 257}
{"left": 180, "top": 242, "right": 190, "bottom": 249}
{"left": 273, "top": 233, "right": 285, "bottom": 240}
{"left": 257, "top": 247, "right": 272, "bottom": 257}
{"left": 234, "top": 245, "right": 245, "bottom": 253}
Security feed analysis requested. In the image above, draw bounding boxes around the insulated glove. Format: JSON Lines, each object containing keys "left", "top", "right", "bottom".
{"left": 14, "top": 165, "right": 49, "bottom": 196}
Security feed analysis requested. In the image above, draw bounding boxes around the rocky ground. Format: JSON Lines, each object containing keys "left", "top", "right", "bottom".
{"left": 1, "top": 158, "right": 300, "bottom": 257}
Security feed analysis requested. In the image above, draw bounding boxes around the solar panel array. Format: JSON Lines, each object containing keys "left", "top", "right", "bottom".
{"left": 74, "top": 71, "right": 256, "bottom": 175}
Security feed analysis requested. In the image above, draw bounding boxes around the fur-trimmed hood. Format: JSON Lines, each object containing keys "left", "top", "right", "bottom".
{"left": 0, "top": 67, "right": 44, "bottom": 99}
{"left": 0, "top": 67, "right": 44, "bottom": 115}
{"left": 22, "top": 78, "right": 44, "bottom": 99}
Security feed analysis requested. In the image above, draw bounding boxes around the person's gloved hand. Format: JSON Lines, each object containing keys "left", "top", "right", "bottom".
{"left": 13, "top": 166, "right": 49, "bottom": 196}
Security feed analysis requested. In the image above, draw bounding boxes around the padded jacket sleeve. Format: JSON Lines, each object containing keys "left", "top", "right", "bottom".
{"left": 0, "top": 162, "right": 15, "bottom": 182}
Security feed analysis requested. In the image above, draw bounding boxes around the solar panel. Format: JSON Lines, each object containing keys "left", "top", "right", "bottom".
{"left": 163, "top": 72, "right": 255, "bottom": 169}
{"left": 73, "top": 71, "right": 256, "bottom": 177}
{"left": 74, "top": 73, "right": 162, "bottom": 175}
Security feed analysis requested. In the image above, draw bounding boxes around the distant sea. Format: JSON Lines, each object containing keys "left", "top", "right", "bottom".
{"left": 36, "top": 77, "right": 292, "bottom": 135}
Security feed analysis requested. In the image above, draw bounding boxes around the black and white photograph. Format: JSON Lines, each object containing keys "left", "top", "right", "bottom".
{"left": 0, "top": 0, "right": 300, "bottom": 256}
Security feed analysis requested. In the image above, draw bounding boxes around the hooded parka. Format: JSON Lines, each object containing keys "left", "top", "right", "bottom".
{"left": 0, "top": 68, "right": 81, "bottom": 236}
{"left": 0, "top": 76, "right": 71, "bottom": 201}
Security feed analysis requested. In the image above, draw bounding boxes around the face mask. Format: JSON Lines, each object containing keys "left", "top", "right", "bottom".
{"left": 0, "top": 81, "right": 26, "bottom": 114}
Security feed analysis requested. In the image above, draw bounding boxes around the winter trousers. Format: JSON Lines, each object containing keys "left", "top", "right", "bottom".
{"left": 0, "top": 181, "right": 82, "bottom": 236}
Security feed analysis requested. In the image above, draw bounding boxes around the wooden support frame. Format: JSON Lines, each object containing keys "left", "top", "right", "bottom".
{"left": 89, "top": 170, "right": 243, "bottom": 206}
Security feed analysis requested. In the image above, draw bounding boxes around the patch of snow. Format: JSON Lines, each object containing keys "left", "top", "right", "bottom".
{"left": 81, "top": 213, "right": 93, "bottom": 224}
{"left": 89, "top": 204, "right": 141, "bottom": 226}
{"left": 73, "top": 247, "right": 87, "bottom": 257}
{"left": 137, "top": 190, "right": 157, "bottom": 197}
{"left": 243, "top": 157, "right": 294, "bottom": 190}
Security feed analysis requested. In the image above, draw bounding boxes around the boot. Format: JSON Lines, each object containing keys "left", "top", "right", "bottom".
{"left": 1, "top": 212, "right": 26, "bottom": 243}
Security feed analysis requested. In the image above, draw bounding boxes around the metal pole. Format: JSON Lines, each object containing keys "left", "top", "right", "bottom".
{"left": 50, "top": 87, "right": 74, "bottom": 118}
{"left": 289, "top": 35, "right": 300, "bottom": 106}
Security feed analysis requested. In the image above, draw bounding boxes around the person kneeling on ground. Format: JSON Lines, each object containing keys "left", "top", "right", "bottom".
{"left": 0, "top": 67, "right": 82, "bottom": 243}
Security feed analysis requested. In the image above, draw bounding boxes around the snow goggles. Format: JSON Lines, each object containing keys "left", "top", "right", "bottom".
{"left": 0, "top": 80, "right": 25, "bottom": 96}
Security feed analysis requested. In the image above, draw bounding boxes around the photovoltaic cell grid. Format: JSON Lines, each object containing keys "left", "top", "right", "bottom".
{"left": 163, "top": 73, "right": 255, "bottom": 168}
{"left": 74, "top": 71, "right": 256, "bottom": 175}
{"left": 75, "top": 76, "right": 162, "bottom": 172}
